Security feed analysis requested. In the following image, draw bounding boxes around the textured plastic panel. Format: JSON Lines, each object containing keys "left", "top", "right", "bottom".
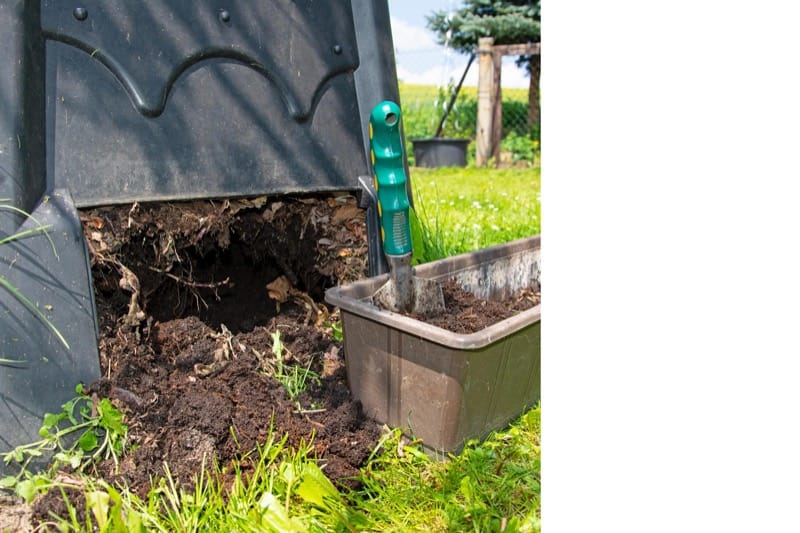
{"left": 325, "top": 236, "right": 541, "bottom": 452}
{"left": 0, "top": 190, "right": 100, "bottom": 474}
{"left": 40, "top": 0, "right": 368, "bottom": 206}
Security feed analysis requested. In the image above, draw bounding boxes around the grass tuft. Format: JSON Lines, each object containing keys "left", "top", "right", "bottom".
{"left": 350, "top": 404, "right": 541, "bottom": 532}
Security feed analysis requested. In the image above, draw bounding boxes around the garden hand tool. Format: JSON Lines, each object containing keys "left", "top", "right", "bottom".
{"left": 368, "top": 101, "right": 445, "bottom": 315}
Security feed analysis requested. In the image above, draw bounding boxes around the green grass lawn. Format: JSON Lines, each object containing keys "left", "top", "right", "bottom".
{"left": 399, "top": 82, "right": 529, "bottom": 105}
{"left": 410, "top": 166, "right": 541, "bottom": 260}
{"left": 350, "top": 406, "right": 540, "bottom": 532}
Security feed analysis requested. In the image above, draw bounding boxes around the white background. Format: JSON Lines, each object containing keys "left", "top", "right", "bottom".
{"left": 544, "top": 0, "right": 800, "bottom": 531}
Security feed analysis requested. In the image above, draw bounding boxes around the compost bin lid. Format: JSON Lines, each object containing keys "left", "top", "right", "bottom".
{"left": 2, "top": 0, "right": 400, "bottom": 208}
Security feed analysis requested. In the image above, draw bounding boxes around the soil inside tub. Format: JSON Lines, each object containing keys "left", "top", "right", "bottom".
{"left": 1, "top": 194, "right": 538, "bottom": 528}
{"left": 405, "top": 280, "right": 541, "bottom": 334}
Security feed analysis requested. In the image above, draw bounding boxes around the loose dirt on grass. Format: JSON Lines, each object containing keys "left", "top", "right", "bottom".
{"left": 1, "top": 193, "right": 539, "bottom": 528}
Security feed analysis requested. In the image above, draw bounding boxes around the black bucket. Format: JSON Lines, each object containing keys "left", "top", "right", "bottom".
{"left": 411, "top": 138, "right": 470, "bottom": 168}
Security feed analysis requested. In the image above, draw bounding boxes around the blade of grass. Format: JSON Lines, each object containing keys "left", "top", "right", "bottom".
{"left": 0, "top": 357, "right": 28, "bottom": 367}
{"left": 0, "top": 202, "right": 59, "bottom": 259}
{"left": 0, "top": 276, "right": 70, "bottom": 349}
{"left": 1, "top": 199, "right": 68, "bottom": 349}
{"left": 0, "top": 224, "right": 53, "bottom": 246}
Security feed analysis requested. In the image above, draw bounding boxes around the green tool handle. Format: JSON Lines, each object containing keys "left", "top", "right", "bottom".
{"left": 369, "top": 100, "right": 411, "bottom": 257}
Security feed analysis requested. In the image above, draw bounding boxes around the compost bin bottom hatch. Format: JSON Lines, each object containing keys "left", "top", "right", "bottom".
{"left": 34, "top": 195, "right": 382, "bottom": 506}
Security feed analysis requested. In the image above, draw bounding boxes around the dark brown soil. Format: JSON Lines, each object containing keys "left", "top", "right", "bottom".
{"left": 2, "top": 193, "right": 539, "bottom": 527}
{"left": 408, "top": 279, "right": 541, "bottom": 334}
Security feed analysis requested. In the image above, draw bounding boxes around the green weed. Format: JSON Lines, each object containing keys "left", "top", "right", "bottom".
{"left": 268, "top": 330, "right": 321, "bottom": 410}
{"left": 0, "top": 384, "right": 128, "bottom": 503}
{"left": 409, "top": 196, "right": 468, "bottom": 264}
{"left": 322, "top": 319, "right": 344, "bottom": 342}
{"left": 501, "top": 131, "right": 540, "bottom": 163}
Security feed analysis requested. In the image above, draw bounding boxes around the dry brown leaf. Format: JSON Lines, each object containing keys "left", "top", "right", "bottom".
{"left": 332, "top": 204, "right": 363, "bottom": 225}
{"left": 118, "top": 265, "right": 140, "bottom": 293}
{"left": 266, "top": 275, "right": 293, "bottom": 303}
{"left": 226, "top": 196, "right": 269, "bottom": 215}
{"left": 250, "top": 196, "right": 268, "bottom": 209}
{"left": 85, "top": 216, "right": 105, "bottom": 229}
{"left": 262, "top": 201, "right": 284, "bottom": 222}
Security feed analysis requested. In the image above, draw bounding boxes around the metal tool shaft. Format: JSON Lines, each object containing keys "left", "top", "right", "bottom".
{"left": 386, "top": 253, "right": 414, "bottom": 312}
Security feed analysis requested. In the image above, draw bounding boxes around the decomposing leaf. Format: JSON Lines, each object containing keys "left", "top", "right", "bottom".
{"left": 226, "top": 196, "right": 269, "bottom": 216}
{"left": 266, "top": 275, "right": 293, "bottom": 303}
{"left": 81, "top": 216, "right": 105, "bottom": 230}
{"left": 332, "top": 204, "right": 362, "bottom": 225}
{"left": 262, "top": 201, "right": 284, "bottom": 222}
{"left": 118, "top": 265, "right": 140, "bottom": 293}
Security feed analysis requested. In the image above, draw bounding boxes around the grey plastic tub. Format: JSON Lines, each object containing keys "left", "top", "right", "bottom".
{"left": 325, "top": 236, "right": 540, "bottom": 453}
{"left": 411, "top": 138, "right": 470, "bottom": 168}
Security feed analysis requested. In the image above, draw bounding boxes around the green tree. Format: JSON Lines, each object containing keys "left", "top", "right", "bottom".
{"left": 427, "top": 0, "right": 541, "bottom": 133}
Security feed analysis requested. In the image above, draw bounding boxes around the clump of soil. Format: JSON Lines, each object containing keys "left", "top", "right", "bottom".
{"left": 76, "top": 310, "right": 380, "bottom": 498}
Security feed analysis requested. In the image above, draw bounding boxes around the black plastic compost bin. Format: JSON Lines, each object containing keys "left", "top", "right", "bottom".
{"left": 0, "top": 0, "right": 404, "bottom": 468}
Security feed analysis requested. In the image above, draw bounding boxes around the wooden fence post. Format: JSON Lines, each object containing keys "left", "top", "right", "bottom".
{"left": 491, "top": 47, "right": 503, "bottom": 166}
{"left": 476, "top": 37, "right": 494, "bottom": 167}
